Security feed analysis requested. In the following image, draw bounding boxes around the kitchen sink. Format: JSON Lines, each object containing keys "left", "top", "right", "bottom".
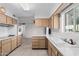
{"left": 62, "top": 39, "right": 79, "bottom": 48}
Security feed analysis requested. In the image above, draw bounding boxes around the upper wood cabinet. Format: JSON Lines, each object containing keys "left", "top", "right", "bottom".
{"left": 53, "top": 14, "right": 59, "bottom": 29}
{"left": 35, "top": 18, "right": 49, "bottom": 27}
{"left": 12, "top": 19, "right": 17, "bottom": 24}
{"left": 49, "top": 14, "right": 59, "bottom": 29}
{"left": 0, "top": 7, "right": 6, "bottom": 14}
{"left": 6, "top": 16, "right": 13, "bottom": 25}
{"left": 0, "top": 14, "right": 17, "bottom": 26}
{"left": 49, "top": 16, "right": 54, "bottom": 28}
{"left": 0, "top": 14, "right": 6, "bottom": 24}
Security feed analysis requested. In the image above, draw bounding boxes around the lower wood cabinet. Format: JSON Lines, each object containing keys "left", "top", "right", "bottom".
{"left": 48, "top": 41, "right": 63, "bottom": 56}
{"left": 0, "top": 41, "right": 1, "bottom": 55}
{"left": 11, "top": 37, "right": 17, "bottom": 50}
{"left": 0, "top": 36, "right": 22, "bottom": 56}
{"left": 32, "top": 36, "right": 48, "bottom": 49}
{"left": 17, "top": 36, "right": 22, "bottom": 46}
{"left": 32, "top": 39, "right": 39, "bottom": 48}
{"left": 48, "top": 42, "right": 52, "bottom": 56}
{"left": 1, "top": 39, "right": 11, "bottom": 56}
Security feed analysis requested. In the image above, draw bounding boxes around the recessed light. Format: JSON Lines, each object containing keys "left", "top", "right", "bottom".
{"left": 20, "top": 3, "right": 30, "bottom": 11}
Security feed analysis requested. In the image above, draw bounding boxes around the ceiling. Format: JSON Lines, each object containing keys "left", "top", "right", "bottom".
{"left": 0, "top": 3, "right": 60, "bottom": 23}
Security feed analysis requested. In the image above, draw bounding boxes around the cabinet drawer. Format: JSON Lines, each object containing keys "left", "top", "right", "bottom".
{"left": 32, "top": 39, "right": 38, "bottom": 42}
{"left": 32, "top": 45, "right": 39, "bottom": 48}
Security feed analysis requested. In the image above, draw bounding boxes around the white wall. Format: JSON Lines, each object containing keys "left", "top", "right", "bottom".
{"left": 23, "top": 24, "right": 45, "bottom": 38}
{"left": 8, "top": 25, "right": 18, "bottom": 36}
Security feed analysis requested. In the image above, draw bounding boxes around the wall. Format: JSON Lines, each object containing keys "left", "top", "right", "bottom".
{"left": 23, "top": 23, "right": 45, "bottom": 38}
{"left": 8, "top": 25, "right": 17, "bottom": 36}
{"left": 0, "top": 27, "right": 9, "bottom": 37}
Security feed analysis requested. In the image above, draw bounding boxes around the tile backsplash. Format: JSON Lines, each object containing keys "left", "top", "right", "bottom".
{"left": 0, "top": 25, "right": 17, "bottom": 37}
{"left": 0, "top": 26, "right": 9, "bottom": 37}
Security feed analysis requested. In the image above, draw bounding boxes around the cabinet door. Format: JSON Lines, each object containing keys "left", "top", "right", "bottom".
{"left": 32, "top": 39, "right": 39, "bottom": 48}
{"left": 2, "top": 39, "right": 11, "bottom": 56}
{"left": 48, "top": 42, "right": 52, "bottom": 56}
{"left": 0, "top": 14, "right": 6, "bottom": 24}
{"left": 35, "top": 18, "right": 49, "bottom": 27}
{"left": 0, "top": 41, "right": 1, "bottom": 56}
{"left": 45, "top": 38, "right": 48, "bottom": 49}
{"left": 6, "top": 16, "right": 12, "bottom": 25}
{"left": 51, "top": 46, "right": 57, "bottom": 56}
{"left": 57, "top": 51, "right": 63, "bottom": 56}
{"left": 11, "top": 37, "right": 17, "bottom": 50}
{"left": 12, "top": 19, "right": 17, "bottom": 24}
{"left": 54, "top": 14, "right": 59, "bottom": 29}
{"left": 18, "top": 36, "right": 22, "bottom": 46}
{"left": 0, "top": 7, "right": 5, "bottom": 14}
{"left": 39, "top": 39, "right": 45, "bottom": 48}
{"left": 49, "top": 16, "right": 54, "bottom": 28}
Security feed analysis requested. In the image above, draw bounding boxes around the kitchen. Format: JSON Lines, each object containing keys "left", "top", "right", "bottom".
{"left": 0, "top": 3, "right": 79, "bottom": 56}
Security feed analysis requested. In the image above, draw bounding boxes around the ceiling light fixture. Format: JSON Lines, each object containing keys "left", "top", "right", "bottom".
{"left": 20, "top": 3, "right": 30, "bottom": 11}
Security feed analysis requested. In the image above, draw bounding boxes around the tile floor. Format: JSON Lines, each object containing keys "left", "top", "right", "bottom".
{"left": 9, "top": 38, "right": 48, "bottom": 56}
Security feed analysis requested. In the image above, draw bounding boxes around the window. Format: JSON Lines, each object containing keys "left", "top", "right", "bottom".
{"left": 65, "top": 5, "right": 79, "bottom": 32}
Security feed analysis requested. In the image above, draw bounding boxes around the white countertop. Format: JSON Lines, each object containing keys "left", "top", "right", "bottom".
{"left": 0, "top": 36, "right": 17, "bottom": 41}
{"left": 46, "top": 34, "right": 79, "bottom": 56}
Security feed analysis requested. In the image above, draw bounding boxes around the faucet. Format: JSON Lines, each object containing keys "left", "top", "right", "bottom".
{"left": 69, "top": 39, "right": 74, "bottom": 45}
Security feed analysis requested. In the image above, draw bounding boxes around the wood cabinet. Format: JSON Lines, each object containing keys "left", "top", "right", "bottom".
{"left": 11, "top": 37, "right": 17, "bottom": 50}
{"left": 0, "top": 41, "right": 1, "bottom": 56}
{"left": 53, "top": 14, "right": 59, "bottom": 29}
{"left": 39, "top": 39, "right": 45, "bottom": 48}
{"left": 6, "top": 16, "right": 13, "bottom": 25}
{"left": 49, "top": 14, "right": 59, "bottom": 29}
{"left": 0, "top": 14, "right": 6, "bottom": 24}
{"left": 32, "top": 36, "right": 48, "bottom": 49}
{"left": 12, "top": 19, "right": 17, "bottom": 24}
{"left": 49, "top": 16, "right": 54, "bottom": 28}
{"left": 32, "top": 39, "right": 39, "bottom": 48}
{"left": 51, "top": 43, "right": 57, "bottom": 56}
{"left": 48, "top": 41, "right": 63, "bottom": 56}
{"left": 0, "top": 36, "right": 22, "bottom": 56}
{"left": 1, "top": 39, "right": 11, "bottom": 56}
{"left": 48, "top": 42, "right": 52, "bottom": 56}
{"left": 0, "top": 14, "right": 17, "bottom": 25}
{"left": 17, "top": 36, "right": 22, "bottom": 46}
{"left": 35, "top": 18, "right": 49, "bottom": 27}
{"left": 57, "top": 51, "right": 63, "bottom": 56}
{"left": 0, "top": 7, "right": 5, "bottom": 14}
